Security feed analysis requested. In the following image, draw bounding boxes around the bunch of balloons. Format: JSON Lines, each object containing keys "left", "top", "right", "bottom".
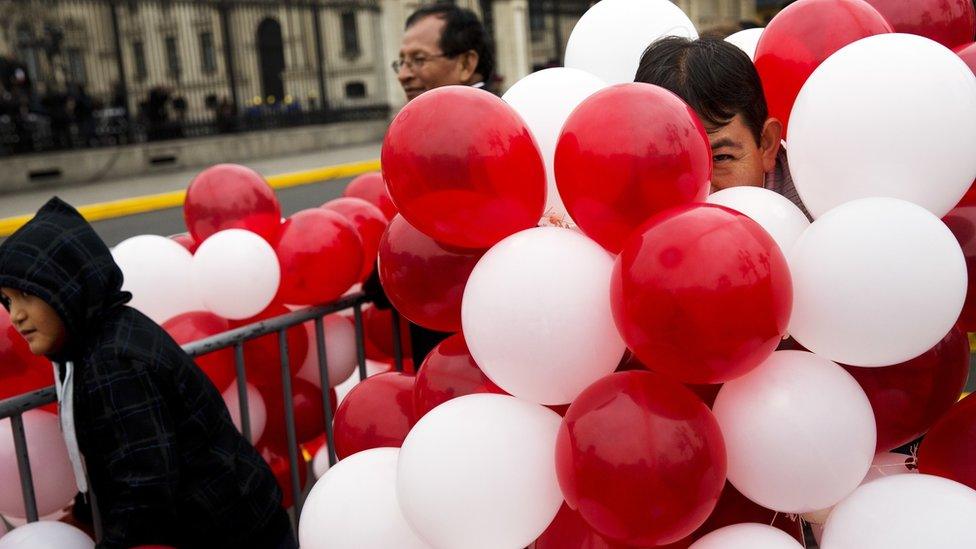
{"left": 106, "top": 163, "right": 401, "bottom": 508}
{"left": 299, "top": 0, "right": 976, "bottom": 548}
{"left": 6, "top": 0, "right": 976, "bottom": 545}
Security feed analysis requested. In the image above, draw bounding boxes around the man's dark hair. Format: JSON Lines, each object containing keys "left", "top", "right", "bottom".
{"left": 406, "top": 3, "right": 494, "bottom": 84}
{"left": 634, "top": 36, "right": 768, "bottom": 144}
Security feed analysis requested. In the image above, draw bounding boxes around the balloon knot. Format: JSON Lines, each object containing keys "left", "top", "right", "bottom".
{"left": 538, "top": 209, "right": 573, "bottom": 229}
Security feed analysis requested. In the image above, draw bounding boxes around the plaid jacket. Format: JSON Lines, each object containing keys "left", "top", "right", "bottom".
{"left": 0, "top": 198, "right": 286, "bottom": 549}
{"left": 764, "top": 148, "right": 812, "bottom": 220}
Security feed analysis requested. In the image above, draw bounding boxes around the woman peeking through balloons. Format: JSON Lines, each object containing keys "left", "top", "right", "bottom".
{"left": 635, "top": 36, "right": 810, "bottom": 218}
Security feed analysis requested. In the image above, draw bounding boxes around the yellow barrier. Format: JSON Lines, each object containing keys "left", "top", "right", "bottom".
{"left": 0, "top": 159, "right": 381, "bottom": 238}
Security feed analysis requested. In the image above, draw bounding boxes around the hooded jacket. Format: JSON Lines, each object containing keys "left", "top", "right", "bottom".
{"left": 0, "top": 198, "right": 287, "bottom": 548}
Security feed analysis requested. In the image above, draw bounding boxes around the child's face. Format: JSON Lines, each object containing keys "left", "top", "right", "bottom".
{"left": 0, "top": 287, "right": 66, "bottom": 356}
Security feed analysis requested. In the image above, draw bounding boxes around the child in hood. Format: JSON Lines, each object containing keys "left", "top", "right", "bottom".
{"left": 0, "top": 198, "right": 296, "bottom": 549}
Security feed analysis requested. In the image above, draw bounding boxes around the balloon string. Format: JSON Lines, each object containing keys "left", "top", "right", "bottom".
{"left": 907, "top": 445, "right": 919, "bottom": 470}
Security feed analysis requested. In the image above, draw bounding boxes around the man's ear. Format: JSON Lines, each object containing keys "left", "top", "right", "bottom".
{"left": 760, "top": 117, "right": 783, "bottom": 173}
{"left": 459, "top": 50, "right": 480, "bottom": 83}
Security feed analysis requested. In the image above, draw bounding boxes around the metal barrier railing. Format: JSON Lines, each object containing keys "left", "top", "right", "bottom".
{"left": 0, "top": 290, "right": 405, "bottom": 541}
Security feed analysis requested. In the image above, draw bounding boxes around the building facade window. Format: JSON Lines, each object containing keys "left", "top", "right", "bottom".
{"left": 66, "top": 48, "right": 87, "bottom": 84}
{"left": 16, "top": 25, "right": 41, "bottom": 82}
{"left": 345, "top": 81, "right": 366, "bottom": 98}
{"left": 529, "top": 1, "right": 546, "bottom": 37}
{"left": 132, "top": 40, "right": 147, "bottom": 81}
{"left": 165, "top": 35, "right": 181, "bottom": 79}
{"left": 199, "top": 31, "right": 216, "bottom": 74}
{"left": 341, "top": 11, "right": 360, "bottom": 57}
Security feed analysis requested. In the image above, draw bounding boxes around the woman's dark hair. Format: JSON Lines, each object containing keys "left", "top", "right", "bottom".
{"left": 406, "top": 4, "right": 495, "bottom": 84}
{"left": 634, "top": 36, "right": 768, "bottom": 144}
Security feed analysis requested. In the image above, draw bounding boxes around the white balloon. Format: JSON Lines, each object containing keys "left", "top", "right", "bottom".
{"left": 503, "top": 68, "right": 607, "bottom": 223}
{"left": 191, "top": 229, "right": 280, "bottom": 320}
{"left": 297, "top": 314, "right": 358, "bottom": 388}
{"left": 707, "top": 186, "right": 810, "bottom": 254}
{"left": 312, "top": 444, "right": 331, "bottom": 480}
{"left": 822, "top": 474, "right": 976, "bottom": 549}
{"left": 564, "top": 0, "right": 698, "bottom": 84}
{"left": 221, "top": 383, "right": 266, "bottom": 443}
{"left": 0, "top": 411, "right": 76, "bottom": 518}
{"left": 397, "top": 394, "right": 563, "bottom": 549}
{"left": 788, "top": 34, "right": 976, "bottom": 219}
{"left": 713, "top": 351, "right": 876, "bottom": 513}
{"left": 299, "top": 448, "right": 429, "bottom": 549}
{"left": 461, "top": 227, "right": 625, "bottom": 405}
{"left": 0, "top": 521, "right": 93, "bottom": 549}
{"left": 690, "top": 523, "right": 803, "bottom": 549}
{"left": 789, "top": 197, "right": 966, "bottom": 366}
{"left": 112, "top": 235, "right": 203, "bottom": 324}
{"left": 725, "top": 28, "right": 764, "bottom": 61}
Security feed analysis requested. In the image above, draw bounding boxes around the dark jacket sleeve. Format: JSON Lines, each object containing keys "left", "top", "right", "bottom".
{"left": 83, "top": 358, "right": 180, "bottom": 549}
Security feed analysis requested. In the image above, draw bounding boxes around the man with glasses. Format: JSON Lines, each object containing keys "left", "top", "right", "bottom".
{"left": 364, "top": 4, "right": 493, "bottom": 368}
{"left": 393, "top": 4, "right": 494, "bottom": 102}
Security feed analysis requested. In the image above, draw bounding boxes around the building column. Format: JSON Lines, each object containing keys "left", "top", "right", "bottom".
{"left": 379, "top": 0, "right": 410, "bottom": 112}
{"left": 490, "top": 0, "right": 530, "bottom": 93}
{"left": 739, "top": 0, "right": 759, "bottom": 24}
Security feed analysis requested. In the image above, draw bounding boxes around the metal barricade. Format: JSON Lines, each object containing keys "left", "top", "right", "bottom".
{"left": 0, "top": 291, "right": 406, "bottom": 541}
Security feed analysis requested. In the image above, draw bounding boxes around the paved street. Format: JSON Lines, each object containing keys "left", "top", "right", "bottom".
{"left": 0, "top": 142, "right": 381, "bottom": 246}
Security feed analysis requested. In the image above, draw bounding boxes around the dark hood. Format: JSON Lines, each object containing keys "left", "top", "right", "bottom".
{"left": 0, "top": 197, "right": 131, "bottom": 355}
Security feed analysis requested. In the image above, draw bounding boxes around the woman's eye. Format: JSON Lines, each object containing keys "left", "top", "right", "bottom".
{"left": 713, "top": 154, "right": 735, "bottom": 163}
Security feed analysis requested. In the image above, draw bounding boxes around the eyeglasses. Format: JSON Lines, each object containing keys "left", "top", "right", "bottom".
{"left": 390, "top": 54, "right": 452, "bottom": 73}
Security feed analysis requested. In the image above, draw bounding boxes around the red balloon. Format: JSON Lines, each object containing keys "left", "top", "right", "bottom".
{"left": 231, "top": 304, "right": 309, "bottom": 387}
{"left": 321, "top": 197, "right": 389, "bottom": 281}
{"left": 275, "top": 208, "right": 364, "bottom": 305}
{"left": 944, "top": 207, "right": 976, "bottom": 330}
{"left": 413, "top": 333, "right": 505, "bottom": 420}
{"left": 184, "top": 164, "right": 282, "bottom": 245}
{"left": 656, "top": 483, "right": 805, "bottom": 548}
{"left": 531, "top": 503, "right": 628, "bottom": 549}
{"left": 958, "top": 42, "right": 976, "bottom": 74}
{"left": 345, "top": 171, "right": 398, "bottom": 220}
{"left": 162, "top": 311, "right": 236, "bottom": 391}
{"left": 362, "top": 305, "right": 412, "bottom": 362}
{"left": 844, "top": 327, "right": 970, "bottom": 452}
{"left": 258, "top": 378, "right": 337, "bottom": 450}
{"left": 919, "top": 392, "right": 976, "bottom": 490}
{"left": 611, "top": 204, "right": 792, "bottom": 384}
{"left": 555, "top": 371, "right": 727, "bottom": 547}
{"left": 865, "top": 0, "right": 976, "bottom": 49}
{"left": 755, "top": 0, "right": 892, "bottom": 137}
{"left": 378, "top": 216, "right": 486, "bottom": 332}
{"left": 554, "top": 83, "right": 711, "bottom": 254}
{"left": 333, "top": 372, "right": 415, "bottom": 459}
{"left": 382, "top": 86, "right": 546, "bottom": 249}
{"left": 169, "top": 233, "right": 198, "bottom": 254}
{"left": 257, "top": 444, "right": 308, "bottom": 509}
{"left": 952, "top": 85, "right": 976, "bottom": 206}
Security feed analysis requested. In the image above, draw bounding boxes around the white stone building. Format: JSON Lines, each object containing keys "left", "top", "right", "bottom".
{"left": 0, "top": 0, "right": 758, "bottom": 121}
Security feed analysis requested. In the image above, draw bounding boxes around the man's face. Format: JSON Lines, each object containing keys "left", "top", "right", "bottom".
{"left": 705, "top": 114, "right": 781, "bottom": 193}
{"left": 397, "top": 15, "right": 477, "bottom": 102}
{"left": 1, "top": 287, "right": 66, "bottom": 356}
